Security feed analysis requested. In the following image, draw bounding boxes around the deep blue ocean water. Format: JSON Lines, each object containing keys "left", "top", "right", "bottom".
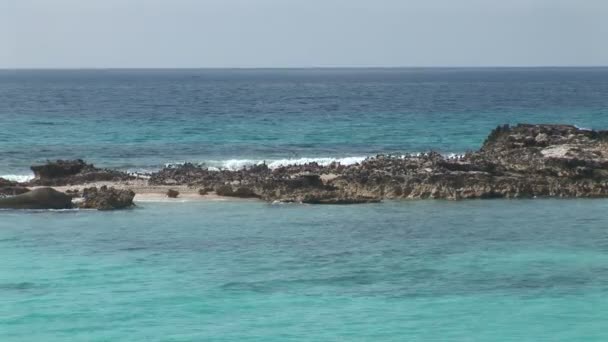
{"left": 2, "top": 68, "right": 608, "bottom": 341}
{"left": 1, "top": 68, "right": 608, "bottom": 176}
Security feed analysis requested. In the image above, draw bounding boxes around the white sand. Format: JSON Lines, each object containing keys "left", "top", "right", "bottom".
{"left": 33, "top": 180, "right": 260, "bottom": 203}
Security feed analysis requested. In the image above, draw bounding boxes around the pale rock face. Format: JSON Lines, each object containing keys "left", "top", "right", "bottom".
{"left": 541, "top": 145, "right": 574, "bottom": 159}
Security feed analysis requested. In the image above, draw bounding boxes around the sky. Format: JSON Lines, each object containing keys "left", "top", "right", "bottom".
{"left": 1, "top": 0, "right": 607, "bottom": 68}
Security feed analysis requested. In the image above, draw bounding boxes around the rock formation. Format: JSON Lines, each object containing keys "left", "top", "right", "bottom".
{"left": 78, "top": 186, "right": 135, "bottom": 210}
{"left": 148, "top": 124, "right": 608, "bottom": 202}
{"left": 28, "top": 159, "right": 134, "bottom": 186}
{"left": 0, "top": 178, "right": 30, "bottom": 197}
{"left": 18, "top": 124, "right": 608, "bottom": 204}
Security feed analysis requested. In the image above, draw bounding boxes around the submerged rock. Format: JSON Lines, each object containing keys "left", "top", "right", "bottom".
{"left": 0, "top": 188, "right": 72, "bottom": 209}
{"left": 79, "top": 186, "right": 135, "bottom": 210}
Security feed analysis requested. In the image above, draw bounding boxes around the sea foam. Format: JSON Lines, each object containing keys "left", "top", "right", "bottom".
{"left": 163, "top": 156, "right": 369, "bottom": 171}
{"left": 4, "top": 154, "right": 465, "bottom": 180}
{"left": 0, "top": 174, "right": 35, "bottom": 183}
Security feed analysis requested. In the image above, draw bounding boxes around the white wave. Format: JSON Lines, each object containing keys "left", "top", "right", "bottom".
{"left": 445, "top": 153, "right": 466, "bottom": 159}
{"left": 163, "top": 154, "right": 469, "bottom": 171}
{"left": 575, "top": 125, "right": 592, "bottom": 131}
{"left": 2, "top": 153, "right": 466, "bottom": 180}
{"left": 1, "top": 174, "right": 35, "bottom": 182}
{"left": 170, "top": 156, "right": 370, "bottom": 171}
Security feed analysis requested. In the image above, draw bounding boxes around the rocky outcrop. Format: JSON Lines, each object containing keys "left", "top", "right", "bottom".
{"left": 78, "top": 186, "right": 135, "bottom": 210}
{"left": 20, "top": 124, "right": 608, "bottom": 204}
{"left": 0, "top": 188, "right": 72, "bottom": 209}
{"left": 167, "top": 189, "right": 179, "bottom": 198}
{"left": 0, "top": 178, "right": 30, "bottom": 197}
{"left": 147, "top": 124, "right": 608, "bottom": 202}
{"left": 28, "top": 159, "right": 134, "bottom": 186}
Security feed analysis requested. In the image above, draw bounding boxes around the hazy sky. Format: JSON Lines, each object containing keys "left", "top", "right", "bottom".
{"left": 2, "top": 0, "right": 607, "bottom": 68}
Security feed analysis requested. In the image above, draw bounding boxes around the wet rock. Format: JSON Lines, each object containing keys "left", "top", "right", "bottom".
{"left": 167, "top": 189, "right": 179, "bottom": 198}
{"left": 0, "top": 188, "right": 72, "bottom": 209}
{"left": 79, "top": 186, "right": 135, "bottom": 210}
{"left": 0, "top": 178, "right": 30, "bottom": 197}
{"left": 31, "top": 159, "right": 88, "bottom": 179}
{"left": 214, "top": 184, "right": 259, "bottom": 198}
{"left": 300, "top": 192, "right": 381, "bottom": 204}
{"left": 65, "top": 189, "right": 81, "bottom": 198}
{"left": 29, "top": 160, "right": 134, "bottom": 186}
{"left": 58, "top": 123, "right": 608, "bottom": 203}
{"left": 198, "top": 188, "right": 212, "bottom": 196}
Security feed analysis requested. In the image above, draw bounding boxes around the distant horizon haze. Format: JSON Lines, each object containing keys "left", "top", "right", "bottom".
{"left": 2, "top": 0, "right": 607, "bottom": 68}
{"left": 2, "top": 66, "right": 608, "bottom": 71}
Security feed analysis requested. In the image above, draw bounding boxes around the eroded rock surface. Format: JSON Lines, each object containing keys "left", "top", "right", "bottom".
{"left": 148, "top": 124, "right": 608, "bottom": 201}
{"left": 28, "top": 159, "right": 134, "bottom": 186}
{"left": 0, "top": 178, "right": 30, "bottom": 197}
{"left": 78, "top": 186, "right": 135, "bottom": 210}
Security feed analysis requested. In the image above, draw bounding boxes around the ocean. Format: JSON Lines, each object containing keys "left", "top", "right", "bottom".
{"left": 2, "top": 68, "right": 608, "bottom": 340}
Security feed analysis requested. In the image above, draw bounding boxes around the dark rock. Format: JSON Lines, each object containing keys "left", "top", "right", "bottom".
{"left": 232, "top": 186, "right": 259, "bottom": 198}
{"left": 139, "top": 123, "right": 608, "bottom": 202}
{"left": 29, "top": 160, "right": 134, "bottom": 186}
{"left": 0, "top": 188, "right": 73, "bottom": 209}
{"left": 78, "top": 186, "right": 135, "bottom": 210}
{"left": 167, "top": 189, "right": 179, "bottom": 198}
{"left": 0, "top": 178, "right": 30, "bottom": 197}
{"left": 65, "top": 189, "right": 81, "bottom": 198}
{"left": 214, "top": 184, "right": 259, "bottom": 198}
{"left": 31, "top": 159, "right": 88, "bottom": 179}
{"left": 285, "top": 174, "right": 324, "bottom": 189}
{"left": 301, "top": 192, "right": 381, "bottom": 204}
{"left": 214, "top": 184, "right": 235, "bottom": 196}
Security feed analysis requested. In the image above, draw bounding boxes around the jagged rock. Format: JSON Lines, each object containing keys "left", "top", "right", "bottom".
{"left": 198, "top": 188, "right": 211, "bottom": 195}
{"left": 0, "top": 188, "right": 72, "bottom": 209}
{"left": 214, "top": 184, "right": 259, "bottom": 198}
{"left": 29, "top": 160, "right": 134, "bottom": 186}
{"left": 65, "top": 189, "right": 81, "bottom": 198}
{"left": 144, "top": 123, "right": 608, "bottom": 202}
{"left": 78, "top": 186, "right": 135, "bottom": 210}
{"left": 31, "top": 159, "right": 89, "bottom": 179}
{"left": 0, "top": 177, "right": 30, "bottom": 197}
{"left": 27, "top": 123, "right": 608, "bottom": 204}
{"left": 167, "top": 189, "right": 179, "bottom": 198}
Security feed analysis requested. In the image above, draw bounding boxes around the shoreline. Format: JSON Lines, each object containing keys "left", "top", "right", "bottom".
{"left": 36, "top": 181, "right": 259, "bottom": 203}
{"left": 5, "top": 123, "right": 608, "bottom": 210}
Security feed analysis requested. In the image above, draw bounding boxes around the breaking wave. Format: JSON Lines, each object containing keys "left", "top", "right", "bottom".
{"left": 0, "top": 174, "right": 35, "bottom": 183}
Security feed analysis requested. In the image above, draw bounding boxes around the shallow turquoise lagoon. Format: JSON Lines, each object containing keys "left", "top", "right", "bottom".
{"left": 2, "top": 199, "right": 608, "bottom": 341}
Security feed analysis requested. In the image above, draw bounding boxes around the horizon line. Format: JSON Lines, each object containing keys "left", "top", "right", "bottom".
{"left": 2, "top": 65, "right": 608, "bottom": 71}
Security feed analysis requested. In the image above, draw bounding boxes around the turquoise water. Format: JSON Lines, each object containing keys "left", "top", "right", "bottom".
{"left": 2, "top": 68, "right": 608, "bottom": 340}
{"left": 1, "top": 68, "right": 608, "bottom": 175}
{"left": 2, "top": 200, "right": 608, "bottom": 341}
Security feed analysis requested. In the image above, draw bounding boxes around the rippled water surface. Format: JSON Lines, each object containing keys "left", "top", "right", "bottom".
{"left": 1, "top": 68, "right": 608, "bottom": 176}
{"left": 2, "top": 200, "right": 608, "bottom": 341}
{"left": 2, "top": 68, "right": 608, "bottom": 341}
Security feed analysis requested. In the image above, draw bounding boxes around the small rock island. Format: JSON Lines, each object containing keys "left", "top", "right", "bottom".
{"left": 2, "top": 124, "right": 608, "bottom": 210}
